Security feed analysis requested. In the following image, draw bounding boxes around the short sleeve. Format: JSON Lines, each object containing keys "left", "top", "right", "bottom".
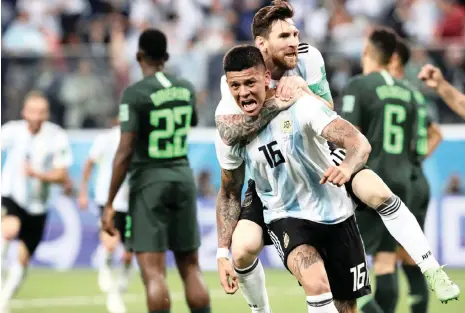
{"left": 340, "top": 78, "right": 364, "bottom": 128}
{"left": 295, "top": 95, "right": 339, "bottom": 135}
{"left": 53, "top": 131, "right": 73, "bottom": 168}
{"left": 299, "top": 45, "right": 333, "bottom": 103}
{"left": 215, "top": 76, "right": 243, "bottom": 116}
{"left": 119, "top": 87, "right": 139, "bottom": 132}
{"left": 215, "top": 131, "right": 244, "bottom": 170}
{"left": 88, "top": 134, "right": 107, "bottom": 162}
{"left": 1, "top": 121, "right": 17, "bottom": 150}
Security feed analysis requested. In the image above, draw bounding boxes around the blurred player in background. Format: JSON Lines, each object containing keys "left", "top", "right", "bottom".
{"left": 214, "top": 2, "right": 459, "bottom": 313}
{"left": 0, "top": 91, "right": 73, "bottom": 312}
{"left": 78, "top": 115, "right": 133, "bottom": 313}
{"left": 101, "top": 29, "right": 211, "bottom": 313}
{"left": 389, "top": 37, "right": 443, "bottom": 313}
{"left": 216, "top": 44, "right": 372, "bottom": 313}
{"left": 419, "top": 64, "right": 465, "bottom": 119}
{"left": 341, "top": 28, "right": 459, "bottom": 313}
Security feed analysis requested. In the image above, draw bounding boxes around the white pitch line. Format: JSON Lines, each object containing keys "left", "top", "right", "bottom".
{"left": 10, "top": 287, "right": 302, "bottom": 309}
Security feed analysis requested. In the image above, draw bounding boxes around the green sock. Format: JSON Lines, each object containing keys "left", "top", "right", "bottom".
{"left": 402, "top": 264, "right": 429, "bottom": 313}
{"left": 357, "top": 294, "right": 384, "bottom": 313}
{"left": 191, "top": 307, "right": 211, "bottom": 313}
{"left": 374, "top": 271, "right": 399, "bottom": 313}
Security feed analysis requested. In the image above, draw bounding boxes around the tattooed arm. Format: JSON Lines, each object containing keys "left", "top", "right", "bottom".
{"left": 321, "top": 118, "right": 371, "bottom": 173}
{"left": 216, "top": 163, "right": 245, "bottom": 249}
{"left": 216, "top": 98, "right": 292, "bottom": 146}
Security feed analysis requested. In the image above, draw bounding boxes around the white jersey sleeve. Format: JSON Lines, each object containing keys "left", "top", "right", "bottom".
{"left": 297, "top": 44, "right": 333, "bottom": 103}
{"left": 88, "top": 133, "right": 107, "bottom": 162}
{"left": 295, "top": 95, "right": 339, "bottom": 136}
{"left": 1, "top": 121, "right": 20, "bottom": 150}
{"left": 52, "top": 130, "right": 73, "bottom": 168}
{"left": 215, "top": 131, "right": 243, "bottom": 170}
{"left": 215, "top": 75, "right": 243, "bottom": 117}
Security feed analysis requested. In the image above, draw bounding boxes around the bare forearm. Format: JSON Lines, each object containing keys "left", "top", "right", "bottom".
{"left": 427, "top": 123, "right": 442, "bottom": 157}
{"left": 322, "top": 118, "right": 371, "bottom": 172}
{"left": 79, "top": 160, "right": 94, "bottom": 195}
{"left": 437, "top": 81, "right": 465, "bottom": 119}
{"left": 36, "top": 168, "right": 68, "bottom": 184}
{"left": 106, "top": 151, "right": 130, "bottom": 206}
{"left": 216, "top": 98, "right": 281, "bottom": 146}
{"left": 216, "top": 189, "right": 242, "bottom": 248}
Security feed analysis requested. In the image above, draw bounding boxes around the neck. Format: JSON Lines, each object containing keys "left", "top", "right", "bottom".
{"left": 142, "top": 64, "right": 164, "bottom": 77}
{"left": 266, "top": 88, "right": 276, "bottom": 99}
{"left": 391, "top": 68, "right": 405, "bottom": 80}
{"left": 364, "top": 63, "right": 388, "bottom": 75}
{"left": 28, "top": 124, "right": 41, "bottom": 135}
{"left": 265, "top": 57, "right": 287, "bottom": 80}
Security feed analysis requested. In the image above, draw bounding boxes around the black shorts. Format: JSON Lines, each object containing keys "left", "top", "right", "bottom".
{"left": 1, "top": 197, "right": 47, "bottom": 255}
{"left": 267, "top": 215, "right": 371, "bottom": 300}
{"left": 345, "top": 165, "right": 371, "bottom": 211}
{"left": 239, "top": 180, "right": 272, "bottom": 246}
{"left": 98, "top": 206, "right": 128, "bottom": 244}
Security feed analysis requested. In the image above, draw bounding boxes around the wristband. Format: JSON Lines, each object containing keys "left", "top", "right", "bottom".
{"left": 216, "top": 248, "right": 230, "bottom": 259}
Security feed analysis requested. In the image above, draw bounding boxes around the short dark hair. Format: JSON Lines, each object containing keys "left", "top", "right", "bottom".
{"left": 138, "top": 28, "right": 168, "bottom": 61}
{"left": 368, "top": 27, "right": 398, "bottom": 65}
{"left": 223, "top": 45, "right": 266, "bottom": 73}
{"left": 252, "top": 0, "right": 294, "bottom": 38}
{"left": 395, "top": 37, "right": 411, "bottom": 66}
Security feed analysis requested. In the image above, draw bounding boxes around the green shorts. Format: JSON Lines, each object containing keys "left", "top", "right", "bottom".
{"left": 355, "top": 178, "right": 411, "bottom": 255}
{"left": 355, "top": 209, "right": 397, "bottom": 255}
{"left": 125, "top": 177, "right": 201, "bottom": 253}
{"left": 409, "top": 168, "right": 430, "bottom": 230}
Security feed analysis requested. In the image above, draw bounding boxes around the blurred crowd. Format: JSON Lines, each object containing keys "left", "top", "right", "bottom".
{"left": 2, "top": 0, "right": 465, "bottom": 127}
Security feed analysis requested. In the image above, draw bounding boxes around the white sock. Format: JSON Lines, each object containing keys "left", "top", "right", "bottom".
{"left": 1, "top": 263, "right": 26, "bottom": 301}
{"left": 376, "top": 196, "right": 440, "bottom": 272}
{"left": 306, "top": 293, "right": 338, "bottom": 313}
{"left": 102, "top": 249, "right": 112, "bottom": 268}
{"left": 1, "top": 238, "right": 9, "bottom": 269}
{"left": 234, "top": 258, "right": 271, "bottom": 313}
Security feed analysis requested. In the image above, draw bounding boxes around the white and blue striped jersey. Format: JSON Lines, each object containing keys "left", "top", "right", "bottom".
{"left": 216, "top": 95, "right": 356, "bottom": 225}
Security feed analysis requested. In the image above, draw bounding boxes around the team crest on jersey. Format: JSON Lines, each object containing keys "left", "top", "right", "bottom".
{"left": 283, "top": 232, "right": 289, "bottom": 248}
{"left": 281, "top": 120, "right": 292, "bottom": 134}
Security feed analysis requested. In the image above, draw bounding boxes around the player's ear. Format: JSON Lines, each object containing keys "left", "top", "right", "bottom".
{"left": 255, "top": 36, "right": 267, "bottom": 52}
{"left": 265, "top": 70, "right": 271, "bottom": 86}
{"left": 136, "top": 51, "right": 143, "bottom": 63}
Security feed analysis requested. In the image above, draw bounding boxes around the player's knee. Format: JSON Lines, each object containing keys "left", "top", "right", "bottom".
{"left": 373, "top": 252, "right": 397, "bottom": 275}
{"left": 231, "top": 240, "right": 261, "bottom": 269}
{"left": 352, "top": 170, "right": 393, "bottom": 209}
{"left": 231, "top": 222, "right": 263, "bottom": 269}
{"left": 300, "top": 276, "right": 331, "bottom": 296}
{"left": 122, "top": 251, "right": 133, "bottom": 264}
{"left": 2, "top": 216, "right": 21, "bottom": 241}
{"left": 100, "top": 231, "right": 119, "bottom": 252}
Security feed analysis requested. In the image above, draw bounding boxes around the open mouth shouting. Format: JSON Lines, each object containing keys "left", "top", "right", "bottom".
{"left": 241, "top": 99, "right": 258, "bottom": 113}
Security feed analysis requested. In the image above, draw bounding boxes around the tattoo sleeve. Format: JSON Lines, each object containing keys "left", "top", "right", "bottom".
{"left": 322, "top": 118, "right": 371, "bottom": 172}
{"left": 437, "top": 81, "right": 465, "bottom": 119}
{"left": 216, "top": 163, "right": 245, "bottom": 249}
{"left": 215, "top": 98, "right": 282, "bottom": 146}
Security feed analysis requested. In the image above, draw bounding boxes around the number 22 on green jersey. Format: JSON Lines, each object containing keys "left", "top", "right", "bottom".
{"left": 148, "top": 105, "right": 192, "bottom": 159}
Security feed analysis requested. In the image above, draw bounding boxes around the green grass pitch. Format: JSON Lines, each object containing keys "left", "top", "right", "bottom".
{"left": 10, "top": 268, "right": 465, "bottom": 312}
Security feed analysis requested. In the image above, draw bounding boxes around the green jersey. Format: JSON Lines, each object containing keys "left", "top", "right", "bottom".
{"left": 341, "top": 71, "right": 417, "bottom": 193}
{"left": 408, "top": 83, "right": 432, "bottom": 166}
{"left": 119, "top": 71, "right": 197, "bottom": 189}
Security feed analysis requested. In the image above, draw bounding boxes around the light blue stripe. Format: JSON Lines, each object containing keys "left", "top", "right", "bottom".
{"left": 291, "top": 108, "right": 334, "bottom": 222}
